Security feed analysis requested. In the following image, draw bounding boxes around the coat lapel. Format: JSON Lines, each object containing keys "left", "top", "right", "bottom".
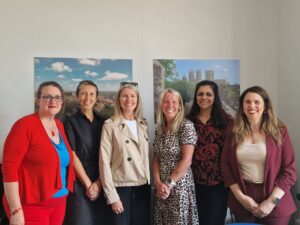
{"left": 137, "top": 119, "right": 149, "bottom": 148}
{"left": 119, "top": 119, "right": 138, "bottom": 144}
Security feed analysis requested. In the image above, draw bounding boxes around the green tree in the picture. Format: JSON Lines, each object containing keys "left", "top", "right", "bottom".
{"left": 158, "top": 59, "right": 178, "bottom": 80}
{"left": 165, "top": 80, "right": 195, "bottom": 104}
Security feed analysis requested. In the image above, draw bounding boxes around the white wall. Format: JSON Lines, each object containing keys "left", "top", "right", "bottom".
{"left": 0, "top": 0, "right": 278, "bottom": 161}
{"left": 4, "top": 0, "right": 299, "bottom": 222}
{"left": 278, "top": 0, "right": 300, "bottom": 223}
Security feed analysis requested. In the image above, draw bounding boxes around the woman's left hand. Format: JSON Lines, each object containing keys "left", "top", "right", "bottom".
{"left": 253, "top": 198, "right": 275, "bottom": 218}
{"left": 155, "top": 181, "right": 171, "bottom": 200}
{"left": 86, "top": 180, "right": 101, "bottom": 201}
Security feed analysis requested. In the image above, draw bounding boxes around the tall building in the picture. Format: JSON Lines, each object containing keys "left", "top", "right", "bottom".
{"left": 153, "top": 60, "right": 165, "bottom": 114}
{"left": 188, "top": 70, "right": 195, "bottom": 81}
{"left": 205, "top": 70, "right": 214, "bottom": 80}
{"left": 196, "top": 69, "right": 202, "bottom": 82}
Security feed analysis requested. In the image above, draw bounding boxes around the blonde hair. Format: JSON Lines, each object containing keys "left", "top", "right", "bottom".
{"left": 113, "top": 84, "right": 143, "bottom": 120}
{"left": 156, "top": 88, "right": 185, "bottom": 134}
{"left": 233, "top": 86, "right": 285, "bottom": 144}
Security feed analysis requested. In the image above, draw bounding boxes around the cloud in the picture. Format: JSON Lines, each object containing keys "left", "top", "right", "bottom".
{"left": 101, "top": 71, "right": 128, "bottom": 80}
{"left": 49, "top": 62, "right": 72, "bottom": 73}
{"left": 72, "top": 78, "right": 82, "bottom": 82}
{"left": 58, "top": 74, "right": 66, "bottom": 79}
{"left": 98, "top": 82, "right": 120, "bottom": 91}
{"left": 215, "top": 65, "right": 228, "bottom": 74}
{"left": 85, "top": 70, "right": 98, "bottom": 77}
{"left": 78, "top": 58, "right": 101, "bottom": 66}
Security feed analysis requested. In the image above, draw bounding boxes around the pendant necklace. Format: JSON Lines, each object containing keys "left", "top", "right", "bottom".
{"left": 48, "top": 123, "right": 56, "bottom": 137}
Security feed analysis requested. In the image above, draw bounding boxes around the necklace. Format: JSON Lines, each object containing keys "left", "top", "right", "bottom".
{"left": 46, "top": 124, "right": 56, "bottom": 137}
{"left": 39, "top": 115, "right": 56, "bottom": 137}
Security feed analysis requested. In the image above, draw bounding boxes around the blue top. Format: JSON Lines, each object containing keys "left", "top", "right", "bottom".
{"left": 52, "top": 132, "right": 70, "bottom": 198}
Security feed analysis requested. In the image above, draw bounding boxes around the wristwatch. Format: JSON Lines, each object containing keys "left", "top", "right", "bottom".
{"left": 165, "top": 177, "right": 176, "bottom": 188}
{"left": 273, "top": 197, "right": 281, "bottom": 206}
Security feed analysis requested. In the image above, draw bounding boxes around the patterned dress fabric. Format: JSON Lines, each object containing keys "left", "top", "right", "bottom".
{"left": 153, "top": 120, "right": 199, "bottom": 225}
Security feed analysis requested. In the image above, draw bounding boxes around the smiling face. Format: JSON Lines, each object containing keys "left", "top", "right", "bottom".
{"left": 119, "top": 87, "right": 138, "bottom": 116}
{"left": 78, "top": 84, "right": 97, "bottom": 112}
{"left": 36, "top": 85, "right": 63, "bottom": 117}
{"left": 243, "top": 92, "right": 265, "bottom": 124}
{"left": 196, "top": 85, "right": 215, "bottom": 112}
{"left": 161, "top": 92, "right": 181, "bottom": 123}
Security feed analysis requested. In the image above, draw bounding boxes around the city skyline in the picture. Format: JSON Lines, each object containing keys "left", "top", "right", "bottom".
{"left": 174, "top": 59, "right": 239, "bottom": 85}
{"left": 153, "top": 59, "right": 240, "bottom": 117}
{"left": 34, "top": 57, "right": 133, "bottom": 117}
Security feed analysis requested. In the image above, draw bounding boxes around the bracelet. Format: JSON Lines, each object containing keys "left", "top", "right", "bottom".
{"left": 165, "top": 177, "right": 176, "bottom": 188}
{"left": 11, "top": 207, "right": 22, "bottom": 216}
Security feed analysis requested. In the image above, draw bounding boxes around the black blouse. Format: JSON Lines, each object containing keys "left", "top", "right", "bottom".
{"left": 64, "top": 110, "right": 106, "bottom": 182}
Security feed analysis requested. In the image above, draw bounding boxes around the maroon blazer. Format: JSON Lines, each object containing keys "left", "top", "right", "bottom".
{"left": 221, "top": 127, "right": 297, "bottom": 217}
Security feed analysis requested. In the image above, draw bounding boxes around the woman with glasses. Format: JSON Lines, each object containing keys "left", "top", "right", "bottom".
{"left": 186, "top": 80, "right": 232, "bottom": 225}
{"left": 99, "top": 82, "right": 150, "bottom": 225}
{"left": 221, "top": 86, "right": 297, "bottom": 225}
{"left": 2, "top": 81, "right": 75, "bottom": 225}
{"left": 63, "top": 80, "right": 106, "bottom": 225}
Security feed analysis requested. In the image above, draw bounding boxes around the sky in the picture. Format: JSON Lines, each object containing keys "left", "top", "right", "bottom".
{"left": 175, "top": 59, "right": 239, "bottom": 85}
{"left": 34, "top": 57, "right": 132, "bottom": 92}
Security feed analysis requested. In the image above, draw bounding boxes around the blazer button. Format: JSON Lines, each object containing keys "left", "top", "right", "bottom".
{"left": 126, "top": 140, "right": 130, "bottom": 144}
{"left": 127, "top": 157, "right": 131, "bottom": 161}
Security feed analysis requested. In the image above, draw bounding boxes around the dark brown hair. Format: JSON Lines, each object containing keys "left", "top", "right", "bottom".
{"left": 76, "top": 80, "right": 98, "bottom": 97}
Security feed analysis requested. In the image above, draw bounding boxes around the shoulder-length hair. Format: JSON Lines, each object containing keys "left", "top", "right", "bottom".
{"left": 156, "top": 88, "right": 185, "bottom": 134}
{"left": 233, "top": 86, "right": 285, "bottom": 144}
{"left": 187, "top": 80, "right": 229, "bottom": 129}
{"left": 113, "top": 83, "right": 143, "bottom": 120}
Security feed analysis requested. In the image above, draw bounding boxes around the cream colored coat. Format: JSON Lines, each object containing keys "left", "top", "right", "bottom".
{"left": 99, "top": 117, "right": 150, "bottom": 204}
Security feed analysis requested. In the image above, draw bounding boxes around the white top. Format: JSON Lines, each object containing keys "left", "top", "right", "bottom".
{"left": 236, "top": 142, "right": 267, "bottom": 183}
{"left": 124, "top": 119, "right": 138, "bottom": 142}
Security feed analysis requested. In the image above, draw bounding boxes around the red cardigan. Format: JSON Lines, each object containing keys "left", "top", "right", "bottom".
{"left": 2, "top": 113, "right": 75, "bottom": 204}
{"left": 221, "top": 127, "right": 297, "bottom": 217}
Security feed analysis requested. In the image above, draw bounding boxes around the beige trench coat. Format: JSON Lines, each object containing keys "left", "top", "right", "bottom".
{"left": 99, "top": 117, "right": 150, "bottom": 204}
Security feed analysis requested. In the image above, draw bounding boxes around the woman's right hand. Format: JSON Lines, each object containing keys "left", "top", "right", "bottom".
{"left": 9, "top": 209, "right": 24, "bottom": 225}
{"left": 155, "top": 181, "right": 171, "bottom": 200}
{"left": 237, "top": 193, "right": 259, "bottom": 213}
{"left": 230, "top": 183, "right": 259, "bottom": 213}
{"left": 86, "top": 180, "right": 101, "bottom": 201}
{"left": 111, "top": 200, "right": 124, "bottom": 215}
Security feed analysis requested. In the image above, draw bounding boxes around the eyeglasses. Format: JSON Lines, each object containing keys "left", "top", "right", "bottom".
{"left": 41, "top": 95, "right": 63, "bottom": 102}
{"left": 120, "top": 82, "right": 138, "bottom": 87}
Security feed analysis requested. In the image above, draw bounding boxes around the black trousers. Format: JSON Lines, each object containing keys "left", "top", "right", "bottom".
{"left": 63, "top": 181, "right": 106, "bottom": 225}
{"left": 105, "top": 184, "right": 151, "bottom": 225}
{"left": 195, "top": 182, "right": 229, "bottom": 225}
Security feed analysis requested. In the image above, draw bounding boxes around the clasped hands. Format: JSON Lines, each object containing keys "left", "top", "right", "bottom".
{"left": 86, "top": 180, "right": 101, "bottom": 201}
{"left": 155, "top": 181, "right": 171, "bottom": 200}
{"left": 239, "top": 194, "right": 276, "bottom": 219}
